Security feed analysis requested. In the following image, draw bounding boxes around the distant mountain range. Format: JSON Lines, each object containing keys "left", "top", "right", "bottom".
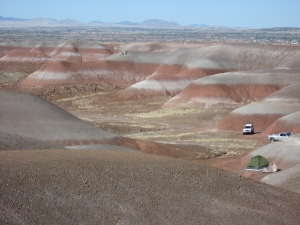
{"left": 0, "top": 15, "right": 210, "bottom": 28}
{"left": 140, "top": 19, "right": 180, "bottom": 27}
{"left": 0, "top": 16, "right": 28, "bottom": 21}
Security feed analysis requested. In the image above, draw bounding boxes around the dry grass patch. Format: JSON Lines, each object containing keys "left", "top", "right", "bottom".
{"left": 126, "top": 108, "right": 205, "bottom": 119}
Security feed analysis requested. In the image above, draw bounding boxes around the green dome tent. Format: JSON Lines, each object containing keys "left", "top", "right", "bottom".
{"left": 246, "top": 155, "right": 270, "bottom": 171}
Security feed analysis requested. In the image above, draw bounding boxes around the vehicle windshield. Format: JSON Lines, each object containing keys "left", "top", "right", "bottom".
{"left": 280, "top": 132, "right": 292, "bottom": 136}
{"left": 244, "top": 126, "right": 251, "bottom": 128}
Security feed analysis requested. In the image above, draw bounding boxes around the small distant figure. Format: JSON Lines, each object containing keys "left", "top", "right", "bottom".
{"left": 120, "top": 50, "right": 128, "bottom": 56}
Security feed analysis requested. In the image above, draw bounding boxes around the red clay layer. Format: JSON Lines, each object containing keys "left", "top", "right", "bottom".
{"left": 20, "top": 60, "right": 159, "bottom": 87}
{"left": 262, "top": 112, "right": 300, "bottom": 135}
{"left": 0, "top": 42, "right": 114, "bottom": 62}
{"left": 163, "top": 83, "right": 283, "bottom": 108}
{"left": 218, "top": 113, "right": 284, "bottom": 133}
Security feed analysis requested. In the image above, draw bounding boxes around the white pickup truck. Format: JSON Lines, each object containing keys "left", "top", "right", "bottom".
{"left": 267, "top": 132, "right": 292, "bottom": 142}
{"left": 243, "top": 123, "right": 254, "bottom": 135}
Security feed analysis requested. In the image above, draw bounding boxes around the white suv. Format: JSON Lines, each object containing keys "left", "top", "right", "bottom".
{"left": 243, "top": 123, "right": 254, "bottom": 135}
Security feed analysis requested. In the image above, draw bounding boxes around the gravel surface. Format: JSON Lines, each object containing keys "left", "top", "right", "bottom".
{"left": 1, "top": 149, "right": 300, "bottom": 224}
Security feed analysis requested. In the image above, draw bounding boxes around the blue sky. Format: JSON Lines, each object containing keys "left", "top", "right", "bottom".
{"left": 0, "top": 0, "right": 299, "bottom": 28}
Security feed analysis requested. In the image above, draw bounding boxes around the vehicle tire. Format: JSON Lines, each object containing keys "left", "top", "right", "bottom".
{"left": 270, "top": 138, "right": 275, "bottom": 143}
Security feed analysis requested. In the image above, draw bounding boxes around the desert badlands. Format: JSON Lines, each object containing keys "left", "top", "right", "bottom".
{"left": 1, "top": 41, "right": 300, "bottom": 224}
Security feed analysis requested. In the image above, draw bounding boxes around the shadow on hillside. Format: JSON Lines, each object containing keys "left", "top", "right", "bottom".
{"left": 243, "top": 132, "right": 260, "bottom": 135}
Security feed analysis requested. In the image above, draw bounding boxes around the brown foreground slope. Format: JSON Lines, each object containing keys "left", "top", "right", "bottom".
{"left": 1, "top": 149, "right": 300, "bottom": 225}
{"left": 0, "top": 90, "right": 119, "bottom": 145}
